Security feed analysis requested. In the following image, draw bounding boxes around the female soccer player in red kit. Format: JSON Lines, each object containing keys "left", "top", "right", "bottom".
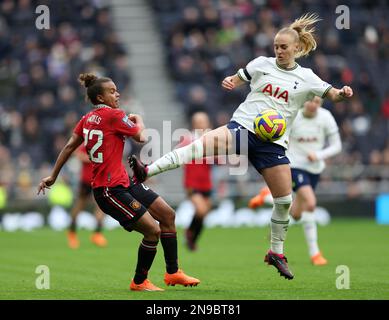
{"left": 182, "top": 112, "right": 213, "bottom": 251}
{"left": 38, "top": 73, "right": 199, "bottom": 291}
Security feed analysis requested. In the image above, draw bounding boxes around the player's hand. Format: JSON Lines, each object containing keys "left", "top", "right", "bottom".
{"left": 128, "top": 114, "right": 139, "bottom": 123}
{"left": 222, "top": 76, "right": 236, "bottom": 90}
{"left": 307, "top": 152, "right": 318, "bottom": 162}
{"left": 129, "top": 114, "right": 145, "bottom": 129}
{"left": 37, "top": 176, "right": 55, "bottom": 195}
{"left": 339, "top": 86, "right": 353, "bottom": 99}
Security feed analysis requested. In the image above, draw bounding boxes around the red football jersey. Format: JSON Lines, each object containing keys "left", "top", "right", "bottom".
{"left": 76, "top": 144, "right": 93, "bottom": 184}
{"left": 180, "top": 134, "right": 212, "bottom": 192}
{"left": 73, "top": 105, "right": 139, "bottom": 188}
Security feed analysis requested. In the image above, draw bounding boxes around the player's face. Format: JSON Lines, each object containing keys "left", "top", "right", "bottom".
{"left": 274, "top": 33, "right": 298, "bottom": 67}
{"left": 192, "top": 112, "right": 211, "bottom": 131}
{"left": 98, "top": 81, "right": 120, "bottom": 108}
{"left": 304, "top": 96, "right": 322, "bottom": 116}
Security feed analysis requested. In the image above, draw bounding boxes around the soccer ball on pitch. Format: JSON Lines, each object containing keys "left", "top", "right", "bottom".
{"left": 253, "top": 109, "right": 286, "bottom": 142}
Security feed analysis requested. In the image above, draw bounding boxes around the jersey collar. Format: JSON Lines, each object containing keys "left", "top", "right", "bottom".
{"left": 276, "top": 60, "right": 299, "bottom": 71}
{"left": 94, "top": 104, "right": 112, "bottom": 109}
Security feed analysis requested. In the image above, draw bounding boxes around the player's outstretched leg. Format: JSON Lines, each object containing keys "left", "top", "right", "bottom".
{"left": 129, "top": 138, "right": 206, "bottom": 182}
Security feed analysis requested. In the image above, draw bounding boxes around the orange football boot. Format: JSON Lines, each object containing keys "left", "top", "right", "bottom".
{"left": 311, "top": 252, "right": 328, "bottom": 266}
{"left": 130, "top": 279, "right": 164, "bottom": 291}
{"left": 164, "top": 269, "right": 200, "bottom": 287}
{"left": 90, "top": 232, "right": 108, "bottom": 247}
{"left": 67, "top": 231, "right": 80, "bottom": 249}
{"left": 248, "top": 187, "right": 271, "bottom": 209}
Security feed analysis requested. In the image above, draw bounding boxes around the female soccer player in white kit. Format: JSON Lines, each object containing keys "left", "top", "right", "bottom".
{"left": 130, "top": 13, "right": 353, "bottom": 280}
{"left": 287, "top": 97, "right": 341, "bottom": 265}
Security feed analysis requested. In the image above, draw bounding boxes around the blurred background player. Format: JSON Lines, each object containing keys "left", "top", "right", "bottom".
{"left": 249, "top": 96, "right": 341, "bottom": 265}
{"left": 182, "top": 112, "right": 213, "bottom": 251}
{"left": 67, "top": 144, "right": 107, "bottom": 249}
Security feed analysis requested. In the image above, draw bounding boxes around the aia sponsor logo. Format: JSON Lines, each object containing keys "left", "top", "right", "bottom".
{"left": 298, "top": 137, "right": 318, "bottom": 143}
{"left": 262, "top": 84, "right": 288, "bottom": 102}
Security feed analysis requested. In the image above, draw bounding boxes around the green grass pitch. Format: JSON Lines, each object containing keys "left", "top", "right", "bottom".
{"left": 1, "top": 218, "right": 388, "bottom": 300}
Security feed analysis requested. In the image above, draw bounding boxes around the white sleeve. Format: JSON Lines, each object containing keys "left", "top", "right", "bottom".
{"left": 315, "top": 131, "right": 342, "bottom": 160}
{"left": 307, "top": 70, "right": 333, "bottom": 98}
{"left": 324, "top": 111, "right": 339, "bottom": 136}
{"left": 237, "top": 56, "right": 265, "bottom": 82}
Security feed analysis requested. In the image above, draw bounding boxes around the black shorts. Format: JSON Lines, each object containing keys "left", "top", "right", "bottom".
{"left": 186, "top": 188, "right": 212, "bottom": 198}
{"left": 79, "top": 182, "right": 92, "bottom": 197}
{"left": 93, "top": 184, "right": 159, "bottom": 232}
{"left": 128, "top": 183, "right": 159, "bottom": 209}
{"left": 291, "top": 168, "right": 320, "bottom": 192}
{"left": 227, "top": 121, "right": 290, "bottom": 173}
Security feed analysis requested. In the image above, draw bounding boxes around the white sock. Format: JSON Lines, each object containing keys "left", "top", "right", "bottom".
{"left": 301, "top": 211, "right": 320, "bottom": 257}
{"left": 147, "top": 139, "right": 204, "bottom": 177}
{"left": 270, "top": 194, "right": 292, "bottom": 255}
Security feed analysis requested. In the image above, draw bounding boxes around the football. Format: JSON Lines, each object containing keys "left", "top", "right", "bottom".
{"left": 253, "top": 109, "right": 286, "bottom": 142}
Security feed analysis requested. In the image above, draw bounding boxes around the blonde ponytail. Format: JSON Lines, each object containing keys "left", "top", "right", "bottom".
{"left": 279, "top": 13, "right": 321, "bottom": 58}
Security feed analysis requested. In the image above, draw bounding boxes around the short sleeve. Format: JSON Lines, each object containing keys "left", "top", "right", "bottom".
{"left": 111, "top": 109, "right": 140, "bottom": 137}
{"left": 73, "top": 116, "right": 86, "bottom": 138}
{"left": 237, "top": 56, "right": 265, "bottom": 82}
{"left": 307, "top": 71, "right": 332, "bottom": 98}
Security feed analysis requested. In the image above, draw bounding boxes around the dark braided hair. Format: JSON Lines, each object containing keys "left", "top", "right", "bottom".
{"left": 78, "top": 73, "right": 112, "bottom": 105}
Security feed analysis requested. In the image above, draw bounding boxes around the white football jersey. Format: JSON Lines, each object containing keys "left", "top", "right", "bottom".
{"left": 231, "top": 56, "right": 332, "bottom": 149}
{"left": 286, "top": 108, "right": 339, "bottom": 174}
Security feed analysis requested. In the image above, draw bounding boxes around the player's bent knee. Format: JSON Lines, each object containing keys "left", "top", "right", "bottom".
{"left": 291, "top": 211, "right": 302, "bottom": 221}
{"left": 162, "top": 207, "right": 176, "bottom": 225}
{"left": 305, "top": 202, "right": 316, "bottom": 212}
{"left": 196, "top": 206, "right": 209, "bottom": 217}
{"left": 147, "top": 225, "right": 161, "bottom": 242}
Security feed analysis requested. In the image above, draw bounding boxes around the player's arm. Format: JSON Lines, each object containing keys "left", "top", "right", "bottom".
{"left": 221, "top": 74, "right": 246, "bottom": 90}
{"left": 113, "top": 111, "right": 146, "bottom": 143}
{"left": 128, "top": 113, "right": 146, "bottom": 143}
{"left": 324, "top": 86, "right": 353, "bottom": 102}
{"left": 308, "top": 131, "right": 342, "bottom": 162}
{"left": 37, "top": 133, "right": 84, "bottom": 195}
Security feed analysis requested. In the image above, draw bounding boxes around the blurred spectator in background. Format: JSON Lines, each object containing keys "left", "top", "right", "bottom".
{"left": 0, "top": 0, "right": 130, "bottom": 201}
